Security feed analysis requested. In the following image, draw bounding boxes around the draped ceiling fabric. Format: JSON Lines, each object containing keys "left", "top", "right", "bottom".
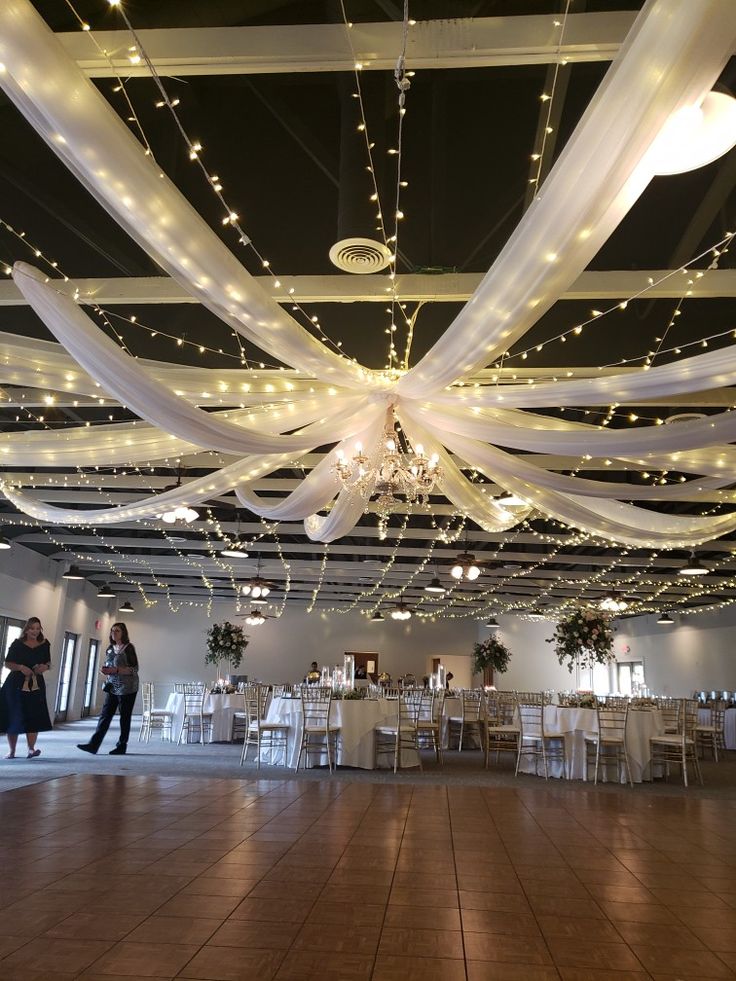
{"left": 1, "top": 0, "right": 736, "bottom": 547}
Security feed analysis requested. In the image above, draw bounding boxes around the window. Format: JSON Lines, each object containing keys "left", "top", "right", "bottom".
{"left": 617, "top": 661, "right": 646, "bottom": 697}
{"left": 55, "top": 631, "right": 78, "bottom": 720}
{"left": 82, "top": 638, "right": 99, "bottom": 717}
{"left": 0, "top": 616, "right": 24, "bottom": 685}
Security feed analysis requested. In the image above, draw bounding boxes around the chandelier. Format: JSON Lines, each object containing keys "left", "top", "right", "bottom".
{"left": 390, "top": 601, "right": 412, "bottom": 620}
{"left": 158, "top": 466, "right": 199, "bottom": 525}
{"left": 600, "top": 592, "right": 628, "bottom": 613}
{"left": 450, "top": 552, "right": 481, "bottom": 581}
{"left": 334, "top": 418, "right": 441, "bottom": 514}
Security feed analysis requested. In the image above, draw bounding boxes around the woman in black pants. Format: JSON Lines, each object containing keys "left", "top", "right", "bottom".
{"left": 78, "top": 622, "right": 139, "bottom": 756}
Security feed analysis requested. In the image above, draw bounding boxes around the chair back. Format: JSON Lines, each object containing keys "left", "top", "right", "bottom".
{"left": 272, "top": 684, "right": 293, "bottom": 697}
{"left": 597, "top": 705, "right": 627, "bottom": 742}
{"left": 243, "top": 684, "right": 268, "bottom": 726}
{"left": 517, "top": 699, "right": 543, "bottom": 739}
{"left": 682, "top": 697, "right": 699, "bottom": 739}
{"left": 461, "top": 688, "right": 485, "bottom": 722}
{"left": 558, "top": 692, "right": 575, "bottom": 707}
{"left": 657, "top": 697, "right": 680, "bottom": 732}
{"left": 399, "top": 690, "right": 423, "bottom": 728}
{"left": 604, "top": 695, "right": 629, "bottom": 711}
{"left": 486, "top": 691, "right": 516, "bottom": 725}
{"left": 515, "top": 690, "right": 544, "bottom": 706}
{"left": 710, "top": 699, "right": 727, "bottom": 734}
{"left": 141, "top": 681, "right": 153, "bottom": 714}
{"left": 183, "top": 689, "right": 206, "bottom": 715}
{"left": 382, "top": 687, "right": 401, "bottom": 699}
{"left": 300, "top": 686, "right": 332, "bottom": 728}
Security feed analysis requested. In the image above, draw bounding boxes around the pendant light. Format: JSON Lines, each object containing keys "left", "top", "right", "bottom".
{"left": 97, "top": 584, "right": 115, "bottom": 598}
{"left": 369, "top": 611, "right": 385, "bottom": 622}
{"left": 221, "top": 512, "right": 249, "bottom": 558}
{"left": 678, "top": 552, "right": 708, "bottom": 576}
{"left": 62, "top": 564, "right": 84, "bottom": 580}
{"left": 657, "top": 612, "right": 674, "bottom": 625}
{"left": 0, "top": 535, "right": 11, "bottom": 550}
{"left": 424, "top": 568, "right": 446, "bottom": 594}
{"left": 485, "top": 617, "right": 500, "bottom": 629}
{"left": 119, "top": 600, "right": 135, "bottom": 614}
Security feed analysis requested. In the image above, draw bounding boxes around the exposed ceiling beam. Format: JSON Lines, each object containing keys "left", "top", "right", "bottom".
{"left": 56, "top": 13, "right": 635, "bottom": 78}
{"left": 1, "top": 269, "right": 732, "bottom": 305}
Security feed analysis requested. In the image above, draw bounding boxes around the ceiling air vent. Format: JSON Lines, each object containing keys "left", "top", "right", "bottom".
{"left": 329, "top": 238, "right": 392, "bottom": 274}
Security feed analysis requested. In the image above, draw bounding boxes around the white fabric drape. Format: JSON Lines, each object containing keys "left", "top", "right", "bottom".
{"left": 396, "top": 0, "right": 736, "bottom": 397}
{"left": 0, "top": 1, "right": 380, "bottom": 390}
{"left": 414, "top": 401, "right": 736, "bottom": 457}
{"left": 436, "top": 344, "right": 736, "bottom": 409}
{"left": 397, "top": 411, "right": 531, "bottom": 531}
{"left": 0, "top": 450, "right": 302, "bottom": 524}
{"left": 418, "top": 420, "right": 736, "bottom": 548}
{"left": 14, "top": 263, "right": 376, "bottom": 455}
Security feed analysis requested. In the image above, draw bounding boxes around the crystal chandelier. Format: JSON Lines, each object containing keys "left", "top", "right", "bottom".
{"left": 333, "top": 417, "right": 441, "bottom": 514}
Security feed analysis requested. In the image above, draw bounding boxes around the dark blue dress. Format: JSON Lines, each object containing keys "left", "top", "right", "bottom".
{"left": 0, "top": 639, "right": 53, "bottom": 734}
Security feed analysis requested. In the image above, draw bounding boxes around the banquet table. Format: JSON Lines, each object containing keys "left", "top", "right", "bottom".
{"left": 165, "top": 692, "right": 242, "bottom": 743}
{"left": 516, "top": 706, "right": 664, "bottom": 782}
{"left": 698, "top": 706, "right": 736, "bottom": 750}
{"left": 261, "top": 696, "right": 420, "bottom": 769}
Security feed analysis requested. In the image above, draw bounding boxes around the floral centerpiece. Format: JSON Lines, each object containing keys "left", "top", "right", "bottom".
{"left": 205, "top": 621, "right": 249, "bottom": 675}
{"left": 547, "top": 609, "right": 615, "bottom": 672}
{"left": 472, "top": 636, "right": 512, "bottom": 676}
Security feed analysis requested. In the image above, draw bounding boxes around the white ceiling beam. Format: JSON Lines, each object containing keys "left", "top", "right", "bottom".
{"left": 2, "top": 268, "right": 734, "bottom": 305}
{"left": 56, "top": 13, "right": 635, "bottom": 78}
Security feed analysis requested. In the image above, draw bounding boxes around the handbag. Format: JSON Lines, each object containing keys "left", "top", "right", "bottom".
{"left": 102, "top": 682, "right": 114, "bottom": 694}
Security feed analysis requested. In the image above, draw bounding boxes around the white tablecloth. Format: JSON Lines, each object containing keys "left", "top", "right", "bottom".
{"left": 516, "top": 706, "right": 664, "bottom": 782}
{"left": 165, "top": 692, "right": 243, "bottom": 743}
{"left": 262, "top": 697, "right": 420, "bottom": 769}
{"left": 698, "top": 706, "right": 736, "bottom": 749}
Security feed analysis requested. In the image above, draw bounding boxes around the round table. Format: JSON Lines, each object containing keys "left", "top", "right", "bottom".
{"left": 165, "top": 692, "right": 243, "bottom": 743}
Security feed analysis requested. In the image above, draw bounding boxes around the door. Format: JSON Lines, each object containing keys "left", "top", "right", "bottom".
{"left": 347, "top": 652, "right": 379, "bottom": 682}
{"left": 55, "top": 631, "right": 78, "bottom": 721}
{"left": 82, "top": 638, "right": 100, "bottom": 717}
{"left": 617, "top": 661, "right": 645, "bottom": 696}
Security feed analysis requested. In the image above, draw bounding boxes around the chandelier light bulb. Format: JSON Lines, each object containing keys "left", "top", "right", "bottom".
{"left": 450, "top": 564, "right": 463, "bottom": 580}
{"left": 251, "top": 584, "right": 262, "bottom": 598}
{"left": 466, "top": 564, "right": 481, "bottom": 581}
{"left": 241, "top": 584, "right": 252, "bottom": 596}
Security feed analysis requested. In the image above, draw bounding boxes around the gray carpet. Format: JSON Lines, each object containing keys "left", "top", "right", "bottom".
{"left": 2, "top": 718, "right": 735, "bottom": 802}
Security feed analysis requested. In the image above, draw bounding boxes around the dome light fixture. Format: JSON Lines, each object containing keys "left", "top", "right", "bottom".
{"left": 678, "top": 552, "right": 709, "bottom": 576}
{"left": 485, "top": 617, "right": 500, "bottom": 629}
{"left": 450, "top": 552, "right": 481, "bottom": 581}
{"left": 0, "top": 535, "right": 11, "bottom": 550}
{"left": 97, "top": 584, "right": 115, "bottom": 598}
{"left": 220, "top": 537, "right": 250, "bottom": 559}
{"left": 62, "top": 564, "right": 84, "bottom": 580}
{"left": 390, "top": 601, "right": 412, "bottom": 621}
{"left": 424, "top": 576, "right": 446, "bottom": 594}
{"left": 369, "top": 611, "right": 385, "bottom": 622}
{"left": 119, "top": 600, "right": 135, "bottom": 614}
{"left": 657, "top": 612, "right": 674, "bottom": 625}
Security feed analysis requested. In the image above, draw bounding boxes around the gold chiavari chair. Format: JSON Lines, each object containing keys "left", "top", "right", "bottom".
{"left": 447, "top": 688, "right": 484, "bottom": 751}
{"left": 295, "top": 687, "right": 341, "bottom": 772}
{"left": 374, "top": 689, "right": 423, "bottom": 772}
{"left": 584, "top": 704, "right": 633, "bottom": 787}
{"left": 650, "top": 698, "right": 703, "bottom": 787}
{"left": 138, "top": 682, "right": 174, "bottom": 742}
{"left": 483, "top": 691, "right": 520, "bottom": 768}
{"left": 240, "top": 685, "right": 289, "bottom": 768}
{"left": 515, "top": 693, "right": 567, "bottom": 780}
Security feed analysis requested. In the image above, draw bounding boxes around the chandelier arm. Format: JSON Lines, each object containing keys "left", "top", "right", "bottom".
{"left": 0, "top": 2, "right": 375, "bottom": 390}
{"left": 435, "top": 426, "right": 736, "bottom": 547}
{"left": 0, "top": 450, "right": 306, "bottom": 525}
{"left": 14, "top": 263, "right": 374, "bottom": 455}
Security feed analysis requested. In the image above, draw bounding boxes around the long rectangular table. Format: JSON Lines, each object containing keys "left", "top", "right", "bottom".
{"left": 262, "top": 696, "right": 420, "bottom": 769}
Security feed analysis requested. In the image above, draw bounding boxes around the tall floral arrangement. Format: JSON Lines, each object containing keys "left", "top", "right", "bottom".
{"left": 547, "top": 609, "right": 615, "bottom": 672}
{"left": 205, "top": 621, "right": 249, "bottom": 672}
{"left": 472, "top": 636, "right": 512, "bottom": 676}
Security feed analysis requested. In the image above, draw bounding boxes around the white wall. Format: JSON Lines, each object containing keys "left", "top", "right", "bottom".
{"left": 477, "top": 610, "right": 736, "bottom": 696}
{"left": 114, "top": 602, "right": 478, "bottom": 690}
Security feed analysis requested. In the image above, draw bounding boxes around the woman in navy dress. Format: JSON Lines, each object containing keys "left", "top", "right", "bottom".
{"left": 0, "top": 616, "right": 53, "bottom": 759}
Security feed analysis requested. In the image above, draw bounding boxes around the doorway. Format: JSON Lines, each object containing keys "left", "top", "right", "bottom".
{"left": 347, "top": 652, "right": 379, "bottom": 682}
{"left": 0, "top": 616, "right": 24, "bottom": 685}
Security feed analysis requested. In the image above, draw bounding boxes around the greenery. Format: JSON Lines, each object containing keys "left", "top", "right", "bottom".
{"left": 547, "top": 609, "right": 615, "bottom": 672}
{"left": 205, "top": 621, "right": 249, "bottom": 672}
{"left": 472, "top": 635, "right": 512, "bottom": 676}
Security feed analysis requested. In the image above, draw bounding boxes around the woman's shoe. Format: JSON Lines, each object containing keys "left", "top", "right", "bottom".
{"left": 27, "top": 749, "right": 41, "bottom": 759}
{"left": 4, "top": 753, "right": 15, "bottom": 759}
{"left": 108, "top": 746, "right": 126, "bottom": 755}
{"left": 77, "top": 743, "right": 97, "bottom": 754}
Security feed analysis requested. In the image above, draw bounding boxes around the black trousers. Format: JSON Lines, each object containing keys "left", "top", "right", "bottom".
{"left": 90, "top": 690, "right": 137, "bottom": 749}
